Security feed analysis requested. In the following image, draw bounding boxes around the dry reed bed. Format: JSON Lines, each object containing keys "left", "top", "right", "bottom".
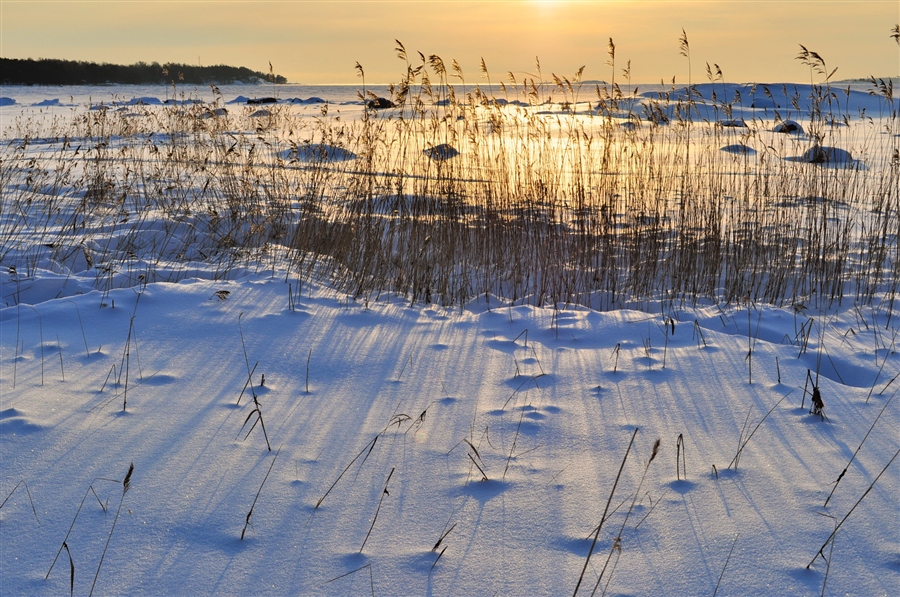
{"left": 1, "top": 72, "right": 897, "bottom": 315}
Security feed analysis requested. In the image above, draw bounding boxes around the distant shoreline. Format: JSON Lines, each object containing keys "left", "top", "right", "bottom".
{"left": 2, "top": 73, "right": 895, "bottom": 90}
{"left": 0, "top": 58, "right": 287, "bottom": 86}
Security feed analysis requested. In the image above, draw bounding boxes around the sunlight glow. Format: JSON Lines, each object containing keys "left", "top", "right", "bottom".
{"left": 0, "top": 0, "right": 895, "bottom": 83}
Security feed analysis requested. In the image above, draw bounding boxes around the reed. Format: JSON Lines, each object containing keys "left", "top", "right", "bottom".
{"left": 729, "top": 391, "right": 792, "bottom": 470}
{"left": 2, "top": 41, "right": 895, "bottom": 315}
{"left": 240, "top": 394, "right": 273, "bottom": 452}
{"left": 573, "top": 427, "right": 638, "bottom": 597}
{"left": 592, "top": 438, "right": 660, "bottom": 596}
{"left": 359, "top": 467, "right": 395, "bottom": 552}
{"left": 241, "top": 449, "right": 280, "bottom": 540}
{"left": 676, "top": 433, "right": 686, "bottom": 480}
{"left": 807, "top": 448, "right": 899, "bottom": 569}
{"left": 89, "top": 463, "right": 133, "bottom": 597}
{"left": 823, "top": 392, "right": 895, "bottom": 508}
{"left": 712, "top": 534, "right": 739, "bottom": 597}
{"left": 313, "top": 436, "right": 376, "bottom": 508}
{"left": 0, "top": 480, "right": 39, "bottom": 523}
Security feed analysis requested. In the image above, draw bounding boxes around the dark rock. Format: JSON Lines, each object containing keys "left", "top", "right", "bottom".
{"left": 285, "top": 144, "right": 357, "bottom": 162}
{"left": 424, "top": 143, "right": 459, "bottom": 161}
{"left": 365, "top": 97, "right": 394, "bottom": 110}
{"left": 773, "top": 120, "right": 804, "bottom": 134}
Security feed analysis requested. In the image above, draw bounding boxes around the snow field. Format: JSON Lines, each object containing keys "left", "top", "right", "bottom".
{"left": 1, "top": 276, "right": 897, "bottom": 596}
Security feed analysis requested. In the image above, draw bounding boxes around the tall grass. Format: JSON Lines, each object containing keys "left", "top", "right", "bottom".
{"left": 1, "top": 42, "right": 897, "bottom": 316}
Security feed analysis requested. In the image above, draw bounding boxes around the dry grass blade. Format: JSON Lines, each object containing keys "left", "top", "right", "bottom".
{"left": 676, "top": 433, "right": 686, "bottom": 480}
{"left": 360, "top": 466, "right": 395, "bottom": 552}
{"left": 89, "top": 462, "right": 134, "bottom": 597}
{"left": 241, "top": 448, "right": 280, "bottom": 540}
{"left": 468, "top": 452, "right": 488, "bottom": 482}
{"left": 503, "top": 405, "right": 530, "bottom": 480}
{"left": 591, "top": 438, "right": 660, "bottom": 596}
{"left": 432, "top": 522, "right": 457, "bottom": 551}
{"left": 315, "top": 435, "right": 378, "bottom": 509}
{"left": 237, "top": 313, "right": 256, "bottom": 402}
{"left": 323, "top": 560, "right": 376, "bottom": 596}
{"left": 47, "top": 481, "right": 112, "bottom": 580}
{"left": 89, "top": 485, "right": 108, "bottom": 512}
{"left": 729, "top": 390, "right": 792, "bottom": 469}
{"left": 430, "top": 545, "right": 447, "bottom": 575}
{"left": 0, "top": 480, "right": 40, "bottom": 523}
{"left": 237, "top": 361, "right": 259, "bottom": 406}
{"left": 323, "top": 562, "right": 373, "bottom": 592}
{"left": 62, "top": 541, "right": 74, "bottom": 597}
{"left": 824, "top": 392, "right": 894, "bottom": 507}
{"left": 305, "top": 348, "right": 311, "bottom": 394}
{"left": 462, "top": 439, "right": 482, "bottom": 462}
{"left": 712, "top": 534, "right": 739, "bottom": 597}
{"left": 807, "top": 448, "right": 900, "bottom": 569}
{"left": 240, "top": 394, "right": 272, "bottom": 451}
{"left": 573, "top": 427, "right": 638, "bottom": 597}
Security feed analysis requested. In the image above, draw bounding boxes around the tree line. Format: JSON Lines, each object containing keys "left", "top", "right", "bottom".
{"left": 1, "top": 58, "right": 288, "bottom": 85}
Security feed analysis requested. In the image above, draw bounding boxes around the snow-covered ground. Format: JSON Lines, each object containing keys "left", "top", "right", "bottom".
{"left": 1, "top": 80, "right": 898, "bottom": 596}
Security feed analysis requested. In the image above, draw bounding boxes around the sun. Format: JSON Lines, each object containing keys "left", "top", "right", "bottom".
{"left": 531, "top": 0, "right": 566, "bottom": 12}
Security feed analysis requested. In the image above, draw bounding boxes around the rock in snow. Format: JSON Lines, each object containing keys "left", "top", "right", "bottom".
{"left": 366, "top": 97, "right": 394, "bottom": 110}
{"left": 247, "top": 97, "right": 278, "bottom": 105}
{"left": 424, "top": 143, "right": 459, "bottom": 161}
{"left": 773, "top": 120, "right": 804, "bottom": 134}
{"left": 278, "top": 143, "right": 357, "bottom": 162}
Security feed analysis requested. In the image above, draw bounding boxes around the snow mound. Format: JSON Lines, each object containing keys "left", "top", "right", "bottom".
{"left": 791, "top": 145, "right": 856, "bottom": 165}
{"left": 750, "top": 96, "right": 779, "bottom": 109}
{"left": 128, "top": 97, "right": 163, "bottom": 106}
{"left": 720, "top": 143, "right": 756, "bottom": 155}
{"left": 199, "top": 107, "right": 228, "bottom": 119}
{"left": 278, "top": 143, "right": 357, "bottom": 162}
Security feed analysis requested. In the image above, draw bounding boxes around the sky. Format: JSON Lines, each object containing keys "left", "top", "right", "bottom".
{"left": 1, "top": 1, "right": 898, "bottom": 85}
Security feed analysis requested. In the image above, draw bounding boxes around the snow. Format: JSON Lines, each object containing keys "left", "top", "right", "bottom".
{"left": 1, "top": 83, "right": 898, "bottom": 597}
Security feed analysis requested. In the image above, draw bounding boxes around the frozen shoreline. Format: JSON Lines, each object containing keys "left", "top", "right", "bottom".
{"left": 1, "top": 78, "right": 897, "bottom": 597}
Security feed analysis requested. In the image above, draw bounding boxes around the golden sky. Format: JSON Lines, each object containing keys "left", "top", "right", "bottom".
{"left": 1, "top": 1, "right": 897, "bottom": 84}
